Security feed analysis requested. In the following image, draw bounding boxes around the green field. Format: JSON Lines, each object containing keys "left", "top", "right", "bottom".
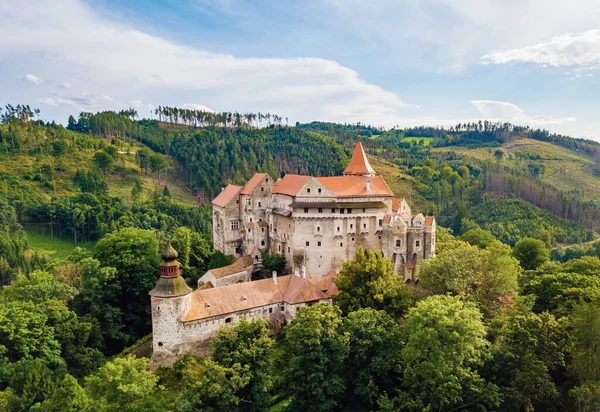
{"left": 402, "top": 137, "right": 433, "bottom": 146}
{"left": 25, "top": 224, "right": 94, "bottom": 260}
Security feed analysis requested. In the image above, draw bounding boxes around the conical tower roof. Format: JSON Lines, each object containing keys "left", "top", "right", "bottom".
{"left": 343, "top": 141, "right": 376, "bottom": 176}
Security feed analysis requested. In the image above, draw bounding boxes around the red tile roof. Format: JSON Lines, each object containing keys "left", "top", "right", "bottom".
{"left": 246, "top": 222, "right": 254, "bottom": 229}
{"left": 343, "top": 141, "right": 376, "bottom": 176}
{"left": 272, "top": 174, "right": 310, "bottom": 196}
{"left": 425, "top": 216, "right": 435, "bottom": 227}
{"left": 208, "top": 263, "right": 247, "bottom": 279}
{"left": 384, "top": 214, "right": 391, "bottom": 224}
{"left": 317, "top": 175, "right": 393, "bottom": 197}
{"left": 234, "top": 255, "right": 254, "bottom": 268}
{"left": 183, "top": 273, "right": 335, "bottom": 322}
{"left": 392, "top": 198, "right": 406, "bottom": 212}
{"left": 212, "top": 184, "right": 242, "bottom": 207}
{"left": 241, "top": 173, "right": 268, "bottom": 195}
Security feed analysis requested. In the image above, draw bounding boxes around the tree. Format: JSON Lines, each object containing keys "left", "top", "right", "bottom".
{"left": 162, "top": 185, "right": 171, "bottom": 197}
{"left": 212, "top": 319, "right": 274, "bottom": 411}
{"left": 94, "top": 228, "right": 160, "bottom": 346}
{"left": 86, "top": 356, "right": 163, "bottom": 411}
{"left": 149, "top": 153, "right": 168, "bottom": 185}
{"left": 335, "top": 247, "right": 414, "bottom": 319}
{"left": 93, "top": 151, "right": 114, "bottom": 179}
{"left": 31, "top": 374, "right": 89, "bottom": 412}
{"left": 391, "top": 295, "right": 499, "bottom": 411}
{"left": 513, "top": 238, "right": 550, "bottom": 270}
{"left": 136, "top": 147, "right": 151, "bottom": 174}
{"left": 459, "top": 228, "right": 496, "bottom": 249}
{"left": 569, "top": 300, "right": 600, "bottom": 384}
{"left": 261, "top": 252, "right": 287, "bottom": 276}
{"left": 340, "top": 309, "right": 403, "bottom": 411}
{"left": 281, "top": 303, "right": 349, "bottom": 412}
{"left": 2, "top": 359, "right": 56, "bottom": 410}
{"left": 420, "top": 239, "right": 520, "bottom": 315}
{"left": 483, "top": 307, "right": 567, "bottom": 411}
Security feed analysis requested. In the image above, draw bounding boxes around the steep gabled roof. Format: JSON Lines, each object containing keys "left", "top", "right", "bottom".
{"left": 272, "top": 174, "right": 310, "bottom": 196}
{"left": 425, "top": 216, "right": 435, "bottom": 227}
{"left": 392, "top": 198, "right": 406, "bottom": 212}
{"left": 317, "top": 175, "right": 393, "bottom": 197}
{"left": 241, "top": 173, "right": 268, "bottom": 195}
{"left": 208, "top": 263, "right": 247, "bottom": 279}
{"left": 212, "top": 184, "right": 242, "bottom": 207}
{"left": 343, "top": 141, "right": 376, "bottom": 176}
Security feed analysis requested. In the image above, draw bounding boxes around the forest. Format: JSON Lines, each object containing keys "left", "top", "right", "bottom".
{"left": 1, "top": 104, "right": 600, "bottom": 411}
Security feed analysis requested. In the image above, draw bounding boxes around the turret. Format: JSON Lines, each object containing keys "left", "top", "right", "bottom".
{"left": 149, "top": 244, "right": 192, "bottom": 366}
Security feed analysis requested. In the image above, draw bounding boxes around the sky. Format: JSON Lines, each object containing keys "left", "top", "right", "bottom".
{"left": 2, "top": 0, "right": 600, "bottom": 140}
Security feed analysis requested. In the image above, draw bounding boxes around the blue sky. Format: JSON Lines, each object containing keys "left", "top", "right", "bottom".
{"left": 2, "top": 0, "right": 600, "bottom": 139}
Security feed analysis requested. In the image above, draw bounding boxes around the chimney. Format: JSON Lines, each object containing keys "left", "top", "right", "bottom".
{"left": 301, "top": 265, "right": 306, "bottom": 279}
{"left": 294, "top": 267, "right": 300, "bottom": 277}
{"left": 221, "top": 187, "right": 225, "bottom": 192}
{"left": 272, "top": 270, "right": 278, "bottom": 284}
{"left": 366, "top": 180, "right": 371, "bottom": 193}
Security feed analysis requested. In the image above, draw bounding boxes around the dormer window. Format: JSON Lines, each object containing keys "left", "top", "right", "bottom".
{"left": 307, "top": 188, "right": 311, "bottom": 193}
{"left": 318, "top": 188, "right": 322, "bottom": 193}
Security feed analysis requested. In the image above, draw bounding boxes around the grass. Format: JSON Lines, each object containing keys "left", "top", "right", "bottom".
{"left": 432, "top": 137, "right": 600, "bottom": 202}
{"left": 402, "top": 137, "right": 433, "bottom": 146}
{"left": 25, "top": 224, "right": 94, "bottom": 260}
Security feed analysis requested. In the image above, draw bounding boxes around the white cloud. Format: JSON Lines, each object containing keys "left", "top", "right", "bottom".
{"left": 481, "top": 29, "right": 600, "bottom": 68}
{"left": 0, "top": 0, "right": 413, "bottom": 126}
{"left": 17, "top": 73, "right": 43, "bottom": 84}
{"left": 180, "top": 104, "right": 215, "bottom": 112}
{"left": 470, "top": 100, "right": 575, "bottom": 127}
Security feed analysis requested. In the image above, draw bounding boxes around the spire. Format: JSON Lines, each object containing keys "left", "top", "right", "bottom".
{"left": 149, "top": 244, "right": 192, "bottom": 298}
{"left": 343, "top": 141, "right": 376, "bottom": 176}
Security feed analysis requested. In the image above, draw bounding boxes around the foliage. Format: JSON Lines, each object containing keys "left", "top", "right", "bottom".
{"left": 261, "top": 252, "right": 287, "bottom": 276}
{"left": 281, "top": 303, "right": 349, "bottom": 412}
{"left": 569, "top": 300, "right": 600, "bottom": 384}
{"left": 392, "top": 295, "right": 499, "bottom": 411}
{"left": 335, "top": 247, "right": 414, "bottom": 319}
{"left": 513, "top": 237, "right": 550, "bottom": 270}
{"left": 31, "top": 374, "right": 89, "bottom": 412}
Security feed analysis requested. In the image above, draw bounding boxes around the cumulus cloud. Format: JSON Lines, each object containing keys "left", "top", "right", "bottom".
{"left": 0, "top": 0, "right": 413, "bottom": 126}
{"left": 481, "top": 29, "right": 600, "bottom": 68}
{"left": 17, "top": 73, "right": 43, "bottom": 84}
{"left": 470, "top": 100, "right": 575, "bottom": 127}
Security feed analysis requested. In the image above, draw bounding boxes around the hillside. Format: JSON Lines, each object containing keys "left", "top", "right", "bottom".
{"left": 432, "top": 137, "right": 600, "bottom": 202}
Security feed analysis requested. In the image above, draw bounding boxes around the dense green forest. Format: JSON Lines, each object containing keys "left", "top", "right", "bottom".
{"left": 2, "top": 104, "right": 600, "bottom": 410}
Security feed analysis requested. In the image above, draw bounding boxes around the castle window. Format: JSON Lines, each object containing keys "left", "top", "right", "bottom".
{"left": 340, "top": 242, "right": 343, "bottom": 247}
{"left": 363, "top": 208, "right": 366, "bottom": 213}
{"left": 350, "top": 224, "right": 353, "bottom": 229}
{"left": 318, "top": 188, "right": 322, "bottom": 193}
{"left": 269, "top": 307, "right": 273, "bottom": 314}
{"left": 352, "top": 237, "right": 355, "bottom": 241}
{"left": 306, "top": 241, "right": 310, "bottom": 247}
{"left": 396, "top": 239, "right": 402, "bottom": 247}
{"left": 304, "top": 208, "right": 309, "bottom": 213}
{"left": 248, "top": 228, "right": 251, "bottom": 233}
{"left": 281, "top": 305, "right": 285, "bottom": 311}
{"left": 331, "top": 208, "right": 336, "bottom": 213}
{"left": 379, "top": 219, "right": 383, "bottom": 226}
{"left": 347, "top": 208, "right": 352, "bottom": 214}
{"left": 261, "top": 187, "right": 264, "bottom": 191}
{"left": 318, "top": 241, "right": 322, "bottom": 247}
{"left": 236, "top": 200, "right": 239, "bottom": 204}
{"left": 225, "top": 317, "right": 232, "bottom": 323}
{"left": 266, "top": 178, "right": 269, "bottom": 182}
{"left": 158, "top": 342, "right": 163, "bottom": 347}
{"left": 156, "top": 305, "right": 161, "bottom": 311}
{"left": 337, "top": 227, "right": 340, "bottom": 232}
{"left": 318, "top": 208, "right": 323, "bottom": 213}
{"left": 416, "top": 240, "right": 421, "bottom": 247}
{"left": 378, "top": 235, "right": 381, "bottom": 240}
{"left": 261, "top": 240, "right": 265, "bottom": 246}
{"left": 261, "top": 227, "right": 265, "bottom": 232}
{"left": 258, "top": 202, "right": 261, "bottom": 207}
{"left": 363, "top": 223, "right": 367, "bottom": 229}
{"left": 317, "top": 226, "right": 321, "bottom": 232}
{"left": 340, "top": 209, "right": 345, "bottom": 214}
{"left": 278, "top": 245, "right": 281, "bottom": 252}
{"left": 307, "top": 188, "right": 311, "bottom": 193}
{"left": 288, "top": 247, "right": 291, "bottom": 253}
{"left": 231, "top": 221, "right": 239, "bottom": 230}
{"left": 250, "top": 217, "right": 253, "bottom": 222}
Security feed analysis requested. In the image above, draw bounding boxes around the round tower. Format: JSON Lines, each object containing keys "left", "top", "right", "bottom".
{"left": 149, "top": 243, "right": 193, "bottom": 365}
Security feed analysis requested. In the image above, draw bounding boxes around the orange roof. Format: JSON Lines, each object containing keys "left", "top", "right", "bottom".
{"left": 241, "top": 173, "right": 267, "bottom": 195}
{"left": 212, "top": 184, "right": 242, "bottom": 207}
{"left": 235, "top": 255, "right": 254, "bottom": 268}
{"left": 272, "top": 174, "right": 310, "bottom": 196}
{"left": 183, "top": 274, "right": 334, "bottom": 322}
{"left": 317, "top": 175, "right": 392, "bottom": 197}
{"left": 343, "top": 141, "right": 376, "bottom": 176}
{"left": 425, "top": 216, "right": 435, "bottom": 227}
{"left": 392, "top": 198, "right": 406, "bottom": 212}
{"left": 208, "top": 263, "right": 247, "bottom": 279}
{"left": 246, "top": 222, "right": 254, "bottom": 229}
{"left": 384, "top": 214, "right": 392, "bottom": 224}
{"left": 258, "top": 221, "right": 268, "bottom": 227}
{"left": 406, "top": 262, "right": 414, "bottom": 269}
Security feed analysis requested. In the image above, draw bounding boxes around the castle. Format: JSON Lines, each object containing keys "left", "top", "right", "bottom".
{"left": 212, "top": 141, "right": 436, "bottom": 281}
{"left": 149, "top": 142, "right": 436, "bottom": 366}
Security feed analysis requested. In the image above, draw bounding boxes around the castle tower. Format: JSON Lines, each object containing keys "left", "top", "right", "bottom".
{"left": 343, "top": 141, "right": 376, "bottom": 176}
{"left": 149, "top": 243, "right": 192, "bottom": 364}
